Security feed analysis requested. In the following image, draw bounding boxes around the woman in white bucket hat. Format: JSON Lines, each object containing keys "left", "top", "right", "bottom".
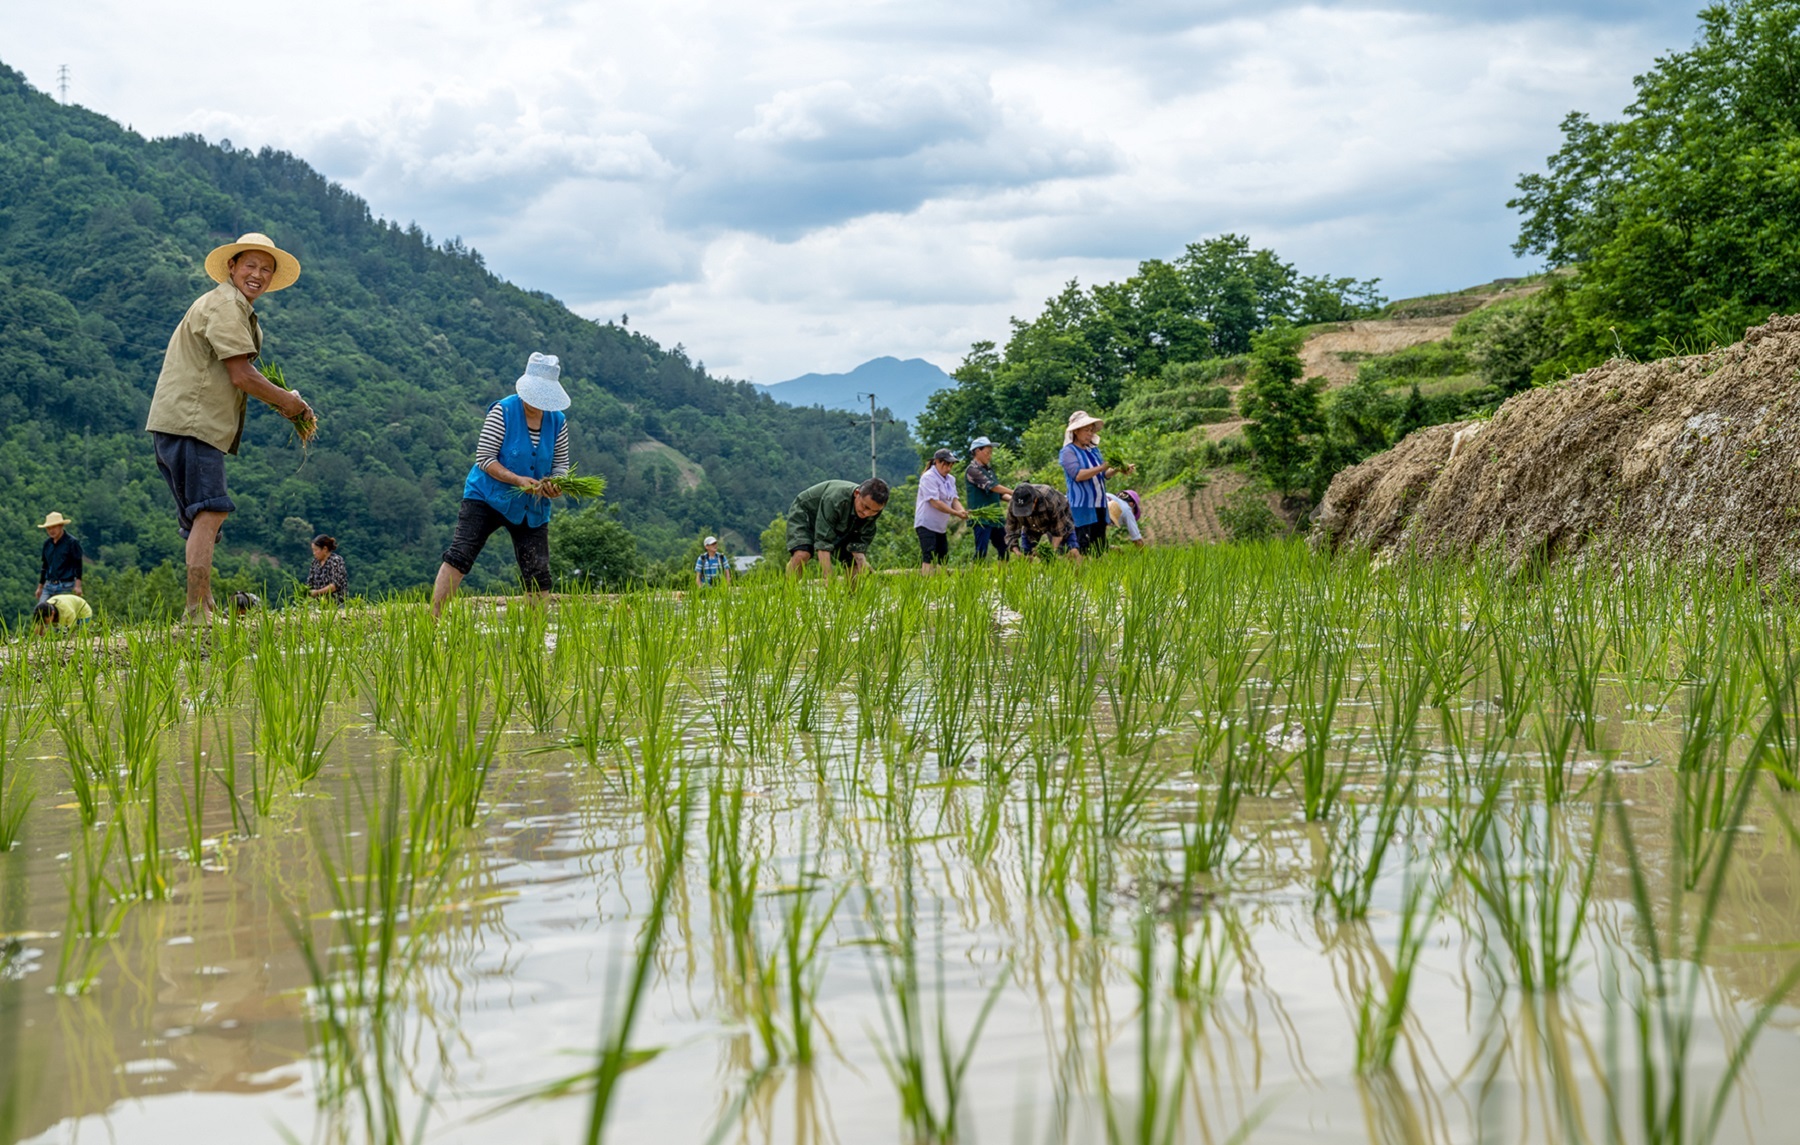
{"left": 431, "top": 352, "right": 573, "bottom": 616}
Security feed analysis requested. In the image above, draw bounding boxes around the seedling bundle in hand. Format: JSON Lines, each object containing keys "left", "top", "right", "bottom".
{"left": 516, "top": 464, "right": 606, "bottom": 501}
{"left": 965, "top": 504, "right": 1007, "bottom": 527}
{"left": 257, "top": 358, "right": 318, "bottom": 445}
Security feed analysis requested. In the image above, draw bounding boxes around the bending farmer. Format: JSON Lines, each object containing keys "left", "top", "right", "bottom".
{"left": 1004, "top": 483, "right": 1081, "bottom": 560}
{"left": 145, "top": 232, "right": 312, "bottom": 621}
{"left": 785, "top": 478, "right": 889, "bottom": 581}
{"left": 431, "top": 352, "right": 571, "bottom": 617}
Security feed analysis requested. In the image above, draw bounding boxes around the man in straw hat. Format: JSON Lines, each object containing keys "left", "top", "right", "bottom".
{"left": 34, "top": 511, "right": 83, "bottom": 604}
{"left": 146, "top": 232, "right": 313, "bottom": 621}
{"left": 431, "top": 351, "right": 571, "bottom": 617}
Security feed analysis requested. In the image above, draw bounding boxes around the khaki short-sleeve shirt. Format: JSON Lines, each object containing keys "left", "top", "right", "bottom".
{"left": 145, "top": 281, "right": 261, "bottom": 455}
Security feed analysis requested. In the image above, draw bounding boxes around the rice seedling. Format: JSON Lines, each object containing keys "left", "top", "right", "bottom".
{"left": 0, "top": 698, "right": 31, "bottom": 852}
{"left": 582, "top": 781, "right": 691, "bottom": 1143}
{"left": 517, "top": 463, "right": 606, "bottom": 501}
{"left": 1459, "top": 805, "right": 1600, "bottom": 996}
{"left": 249, "top": 612, "right": 339, "bottom": 784}
{"left": 962, "top": 504, "right": 1006, "bottom": 528}
{"left": 1352, "top": 866, "right": 1438, "bottom": 1073}
{"left": 865, "top": 854, "right": 1007, "bottom": 1145}
{"left": 283, "top": 765, "right": 459, "bottom": 1141}
{"left": 256, "top": 357, "right": 319, "bottom": 444}
{"left": 1601, "top": 774, "right": 1800, "bottom": 1145}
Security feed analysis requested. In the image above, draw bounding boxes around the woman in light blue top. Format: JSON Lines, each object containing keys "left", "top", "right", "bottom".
{"left": 1059, "top": 409, "right": 1131, "bottom": 555}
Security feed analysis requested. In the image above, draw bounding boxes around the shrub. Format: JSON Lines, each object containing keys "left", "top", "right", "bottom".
{"left": 1218, "top": 487, "right": 1284, "bottom": 542}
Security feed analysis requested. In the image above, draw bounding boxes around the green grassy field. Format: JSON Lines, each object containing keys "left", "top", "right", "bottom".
{"left": 1, "top": 542, "right": 1797, "bottom": 1143}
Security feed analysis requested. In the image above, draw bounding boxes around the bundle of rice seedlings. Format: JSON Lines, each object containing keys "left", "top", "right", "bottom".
{"left": 258, "top": 359, "right": 318, "bottom": 444}
{"left": 965, "top": 504, "right": 1007, "bottom": 527}
{"left": 517, "top": 464, "right": 607, "bottom": 501}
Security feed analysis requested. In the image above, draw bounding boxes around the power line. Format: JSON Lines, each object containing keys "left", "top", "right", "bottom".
{"left": 56, "top": 65, "right": 69, "bottom": 104}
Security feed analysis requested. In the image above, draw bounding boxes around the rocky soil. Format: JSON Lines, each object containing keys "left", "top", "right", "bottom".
{"left": 1313, "top": 313, "right": 1800, "bottom": 578}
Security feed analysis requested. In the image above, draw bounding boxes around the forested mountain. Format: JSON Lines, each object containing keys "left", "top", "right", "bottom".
{"left": 0, "top": 62, "right": 912, "bottom": 608}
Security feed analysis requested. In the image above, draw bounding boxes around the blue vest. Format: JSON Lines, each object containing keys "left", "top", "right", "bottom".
{"left": 463, "top": 395, "right": 564, "bottom": 528}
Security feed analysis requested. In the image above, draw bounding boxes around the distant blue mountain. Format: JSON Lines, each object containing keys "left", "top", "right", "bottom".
{"left": 756, "top": 357, "right": 952, "bottom": 427}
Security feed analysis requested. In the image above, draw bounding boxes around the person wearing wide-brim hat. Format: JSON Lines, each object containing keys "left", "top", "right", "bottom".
{"left": 34, "top": 511, "right": 84, "bottom": 604}
{"left": 1059, "top": 409, "right": 1133, "bottom": 556}
{"left": 431, "top": 352, "right": 573, "bottom": 617}
{"left": 146, "top": 232, "right": 313, "bottom": 621}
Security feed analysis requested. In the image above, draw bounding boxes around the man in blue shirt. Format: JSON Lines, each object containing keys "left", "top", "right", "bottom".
{"left": 694, "top": 535, "right": 732, "bottom": 588}
{"left": 36, "top": 511, "right": 83, "bottom": 604}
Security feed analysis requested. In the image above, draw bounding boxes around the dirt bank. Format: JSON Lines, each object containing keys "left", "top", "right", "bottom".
{"left": 1313, "top": 313, "right": 1800, "bottom": 577}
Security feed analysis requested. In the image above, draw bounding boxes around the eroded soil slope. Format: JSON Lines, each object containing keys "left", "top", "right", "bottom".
{"left": 1314, "top": 314, "right": 1800, "bottom": 577}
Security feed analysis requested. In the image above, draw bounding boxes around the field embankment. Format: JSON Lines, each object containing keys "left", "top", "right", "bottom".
{"left": 1314, "top": 312, "right": 1800, "bottom": 576}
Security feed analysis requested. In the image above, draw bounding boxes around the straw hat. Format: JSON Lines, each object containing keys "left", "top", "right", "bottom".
{"left": 36, "top": 511, "right": 73, "bottom": 529}
{"left": 1063, "top": 409, "right": 1103, "bottom": 444}
{"left": 516, "top": 352, "right": 571, "bottom": 412}
{"left": 205, "top": 232, "right": 303, "bottom": 293}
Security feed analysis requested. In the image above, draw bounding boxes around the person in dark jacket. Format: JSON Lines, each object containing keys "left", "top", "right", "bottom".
{"left": 784, "top": 478, "right": 889, "bottom": 581}
{"left": 306, "top": 534, "right": 349, "bottom": 604}
{"left": 35, "top": 511, "right": 83, "bottom": 604}
{"left": 1004, "top": 483, "right": 1081, "bottom": 560}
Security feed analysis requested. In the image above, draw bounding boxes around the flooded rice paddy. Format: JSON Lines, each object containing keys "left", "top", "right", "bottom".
{"left": 3, "top": 544, "right": 1800, "bottom": 1143}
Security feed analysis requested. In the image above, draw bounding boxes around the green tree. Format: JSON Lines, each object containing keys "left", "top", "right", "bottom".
{"left": 1511, "top": 0, "right": 1800, "bottom": 363}
{"left": 1237, "top": 325, "right": 1323, "bottom": 496}
{"left": 548, "top": 505, "right": 641, "bottom": 589}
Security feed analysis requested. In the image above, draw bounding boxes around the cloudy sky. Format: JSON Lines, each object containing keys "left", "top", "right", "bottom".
{"left": 3, "top": 0, "right": 1700, "bottom": 382}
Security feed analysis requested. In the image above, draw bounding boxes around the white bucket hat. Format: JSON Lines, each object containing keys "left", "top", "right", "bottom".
{"left": 516, "top": 352, "right": 571, "bottom": 411}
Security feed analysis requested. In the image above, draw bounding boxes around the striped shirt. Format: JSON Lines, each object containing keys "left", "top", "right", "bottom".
{"left": 474, "top": 405, "right": 570, "bottom": 476}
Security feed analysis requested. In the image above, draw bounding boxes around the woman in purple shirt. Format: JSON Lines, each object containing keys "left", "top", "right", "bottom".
{"left": 913, "top": 448, "right": 968, "bottom": 573}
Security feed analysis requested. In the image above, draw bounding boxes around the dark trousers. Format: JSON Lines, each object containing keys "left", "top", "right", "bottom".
{"left": 1075, "top": 520, "right": 1108, "bottom": 555}
{"left": 442, "top": 498, "right": 553, "bottom": 591}
{"left": 972, "top": 523, "right": 1007, "bottom": 560}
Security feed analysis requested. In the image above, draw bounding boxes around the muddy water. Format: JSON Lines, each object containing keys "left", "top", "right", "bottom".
{"left": 3, "top": 662, "right": 1800, "bottom": 1144}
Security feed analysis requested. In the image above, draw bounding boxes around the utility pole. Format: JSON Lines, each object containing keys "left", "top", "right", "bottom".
{"left": 853, "top": 393, "right": 893, "bottom": 480}
{"left": 57, "top": 65, "right": 69, "bottom": 104}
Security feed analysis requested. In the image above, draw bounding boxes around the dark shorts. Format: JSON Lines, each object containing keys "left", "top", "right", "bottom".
{"left": 152, "top": 432, "right": 235, "bottom": 539}
{"left": 916, "top": 525, "right": 949, "bottom": 564}
{"left": 442, "top": 498, "right": 552, "bottom": 591}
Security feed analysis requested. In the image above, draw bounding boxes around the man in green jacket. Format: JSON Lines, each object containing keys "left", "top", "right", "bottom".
{"left": 785, "top": 478, "right": 889, "bottom": 581}
{"left": 146, "top": 232, "right": 313, "bottom": 621}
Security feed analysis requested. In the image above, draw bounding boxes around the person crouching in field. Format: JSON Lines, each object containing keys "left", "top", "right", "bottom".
{"left": 1005, "top": 483, "right": 1081, "bottom": 560}
{"left": 431, "top": 353, "right": 571, "bottom": 618}
{"left": 914, "top": 449, "right": 968, "bottom": 574}
{"left": 146, "top": 233, "right": 313, "bottom": 622}
{"left": 785, "top": 478, "right": 889, "bottom": 582}
{"left": 1107, "top": 489, "right": 1145, "bottom": 548}
{"left": 34, "top": 593, "right": 93, "bottom": 635}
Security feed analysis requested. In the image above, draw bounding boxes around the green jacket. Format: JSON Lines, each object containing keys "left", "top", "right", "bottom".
{"left": 787, "top": 480, "right": 880, "bottom": 555}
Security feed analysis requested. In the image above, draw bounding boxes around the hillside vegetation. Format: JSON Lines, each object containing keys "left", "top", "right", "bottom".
{"left": 0, "top": 62, "right": 911, "bottom": 612}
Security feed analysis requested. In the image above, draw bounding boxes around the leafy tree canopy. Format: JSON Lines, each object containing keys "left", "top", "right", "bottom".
{"left": 915, "top": 234, "right": 1381, "bottom": 452}
{"left": 1511, "top": 0, "right": 1800, "bottom": 361}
